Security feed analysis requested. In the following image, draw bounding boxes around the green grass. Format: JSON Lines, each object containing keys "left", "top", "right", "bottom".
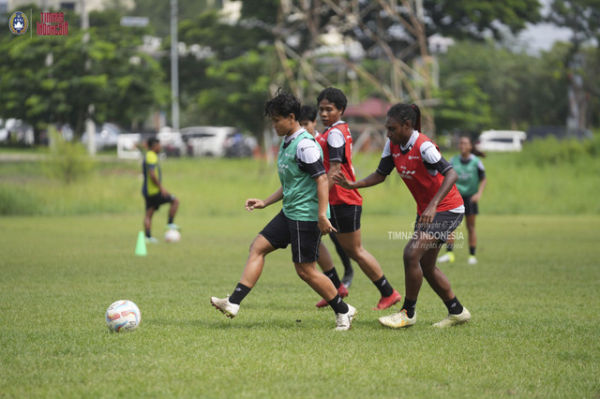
{"left": 1, "top": 147, "right": 600, "bottom": 216}
{"left": 1, "top": 142, "right": 599, "bottom": 397}
{"left": 1, "top": 213, "right": 599, "bottom": 398}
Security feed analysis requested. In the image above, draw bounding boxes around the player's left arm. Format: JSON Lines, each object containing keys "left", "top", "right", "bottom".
{"left": 297, "top": 138, "right": 336, "bottom": 234}
{"left": 245, "top": 187, "right": 283, "bottom": 211}
{"left": 315, "top": 174, "right": 336, "bottom": 234}
{"left": 471, "top": 161, "right": 487, "bottom": 203}
{"left": 326, "top": 129, "right": 346, "bottom": 190}
{"left": 420, "top": 142, "right": 457, "bottom": 224}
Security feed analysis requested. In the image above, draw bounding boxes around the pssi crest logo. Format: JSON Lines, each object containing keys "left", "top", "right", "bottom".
{"left": 9, "top": 11, "right": 29, "bottom": 35}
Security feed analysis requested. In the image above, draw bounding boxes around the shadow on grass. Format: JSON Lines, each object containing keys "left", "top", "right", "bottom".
{"left": 146, "top": 317, "right": 314, "bottom": 330}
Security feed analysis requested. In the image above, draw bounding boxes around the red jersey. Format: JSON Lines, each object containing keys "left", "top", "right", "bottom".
{"left": 317, "top": 121, "right": 363, "bottom": 206}
{"left": 390, "top": 133, "right": 463, "bottom": 215}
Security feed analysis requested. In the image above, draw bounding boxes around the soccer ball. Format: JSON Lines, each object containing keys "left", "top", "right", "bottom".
{"left": 164, "top": 229, "right": 181, "bottom": 243}
{"left": 105, "top": 300, "right": 141, "bottom": 332}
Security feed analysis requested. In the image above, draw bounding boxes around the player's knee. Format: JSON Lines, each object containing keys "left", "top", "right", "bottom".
{"left": 403, "top": 246, "right": 419, "bottom": 265}
{"left": 295, "top": 266, "right": 311, "bottom": 282}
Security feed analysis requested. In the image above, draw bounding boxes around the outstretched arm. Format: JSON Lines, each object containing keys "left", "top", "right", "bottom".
{"left": 245, "top": 186, "right": 283, "bottom": 211}
{"left": 334, "top": 170, "right": 387, "bottom": 190}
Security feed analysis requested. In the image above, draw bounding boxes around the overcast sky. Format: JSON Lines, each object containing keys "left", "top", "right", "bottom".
{"left": 518, "top": 0, "right": 573, "bottom": 52}
{"left": 518, "top": 23, "right": 572, "bottom": 52}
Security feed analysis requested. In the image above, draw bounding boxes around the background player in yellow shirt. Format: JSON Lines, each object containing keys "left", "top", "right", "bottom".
{"left": 142, "top": 138, "right": 180, "bottom": 243}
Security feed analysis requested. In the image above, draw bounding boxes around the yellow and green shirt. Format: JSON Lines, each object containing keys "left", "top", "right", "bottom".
{"left": 142, "top": 150, "right": 161, "bottom": 197}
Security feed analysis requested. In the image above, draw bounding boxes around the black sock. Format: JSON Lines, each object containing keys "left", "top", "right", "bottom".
{"left": 444, "top": 297, "right": 464, "bottom": 315}
{"left": 402, "top": 298, "right": 417, "bottom": 318}
{"left": 324, "top": 268, "right": 342, "bottom": 289}
{"left": 328, "top": 294, "right": 349, "bottom": 314}
{"left": 229, "top": 283, "right": 251, "bottom": 305}
{"left": 447, "top": 244, "right": 454, "bottom": 252}
{"left": 469, "top": 246, "right": 476, "bottom": 256}
{"left": 373, "top": 275, "right": 394, "bottom": 297}
{"left": 168, "top": 216, "right": 174, "bottom": 224}
{"left": 145, "top": 228, "right": 151, "bottom": 238}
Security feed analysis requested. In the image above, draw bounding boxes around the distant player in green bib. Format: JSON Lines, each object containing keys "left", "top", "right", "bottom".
{"left": 210, "top": 90, "right": 357, "bottom": 331}
{"left": 438, "top": 136, "right": 487, "bottom": 265}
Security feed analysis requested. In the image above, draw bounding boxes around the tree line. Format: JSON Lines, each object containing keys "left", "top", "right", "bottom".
{"left": 0, "top": 0, "right": 597, "bottom": 144}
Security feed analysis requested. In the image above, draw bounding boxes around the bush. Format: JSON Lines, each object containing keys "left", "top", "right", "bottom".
{"left": 520, "top": 134, "right": 598, "bottom": 165}
{"left": 44, "top": 128, "right": 95, "bottom": 183}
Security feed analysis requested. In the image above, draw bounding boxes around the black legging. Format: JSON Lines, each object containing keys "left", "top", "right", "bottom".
{"left": 330, "top": 232, "right": 353, "bottom": 275}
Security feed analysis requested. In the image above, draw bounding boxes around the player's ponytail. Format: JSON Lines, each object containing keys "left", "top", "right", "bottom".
{"left": 410, "top": 104, "right": 421, "bottom": 132}
{"left": 387, "top": 103, "right": 421, "bottom": 132}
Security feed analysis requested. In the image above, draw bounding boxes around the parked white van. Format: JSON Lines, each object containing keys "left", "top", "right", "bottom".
{"left": 181, "top": 126, "right": 237, "bottom": 157}
{"left": 477, "top": 130, "right": 527, "bottom": 152}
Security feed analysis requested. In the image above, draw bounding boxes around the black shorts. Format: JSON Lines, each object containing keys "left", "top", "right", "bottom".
{"left": 144, "top": 193, "right": 175, "bottom": 210}
{"left": 414, "top": 211, "right": 464, "bottom": 243}
{"left": 462, "top": 195, "right": 479, "bottom": 215}
{"left": 259, "top": 210, "right": 322, "bottom": 263}
{"left": 329, "top": 204, "right": 362, "bottom": 234}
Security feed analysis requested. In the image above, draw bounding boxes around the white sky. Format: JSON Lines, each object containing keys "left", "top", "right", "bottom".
{"left": 518, "top": 23, "right": 572, "bottom": 52}
{"left": 518, "top": 0, "right": 573, "bottom": 52}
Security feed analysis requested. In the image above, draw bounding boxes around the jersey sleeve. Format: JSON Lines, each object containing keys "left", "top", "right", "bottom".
{"left": 420, "top": 141, "right": 452, "bottom": 174}
{"left": 376, "top": 139, "right": 394, "bottom": 176}
{"left": 297, "top": 138, "right": 326, "bottom": 178}
{"left": 327, "top": 128, "right": 345, "bottom": 163}
{"left": 477, "top": 159, "right": 486, "bottom": 180}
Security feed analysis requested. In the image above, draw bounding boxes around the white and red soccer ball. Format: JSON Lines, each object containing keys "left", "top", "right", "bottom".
{"left": 105, "top": 300, "right": 141, "bottom": 332}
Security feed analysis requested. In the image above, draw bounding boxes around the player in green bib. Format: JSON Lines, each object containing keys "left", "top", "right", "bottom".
{"left": 438, "top": 136, "right": 487, "bottom": 265}
{"left": 210, "top": 90, "right": 356, "bottom": 331}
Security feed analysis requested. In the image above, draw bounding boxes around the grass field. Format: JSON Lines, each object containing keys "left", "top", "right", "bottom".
{"left": 1, "top": 142, "right": 599, "bottom": 398}
{"left": 1, "top": 211, "right": 599, "bottom": 398}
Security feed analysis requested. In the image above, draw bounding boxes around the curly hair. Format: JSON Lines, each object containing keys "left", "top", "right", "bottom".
{"left": 316, "top": 87, "right": 347, "bottom": 113}
{"left": 264, "top": 89, "right": 301, "bottom": 119}
{"left": 298, "top": 105, "right": 317, "bottom": 123}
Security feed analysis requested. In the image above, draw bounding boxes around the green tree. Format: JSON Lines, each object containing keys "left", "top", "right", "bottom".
{"left": 0, "top": 7, "right": 167, "bottom": 140}
{"left": 435, "top": 41, "right": 570, "bottom": 132}
{"left": 174, "top": 9, "right": 277, "bottom": 136}
{"left": 425, "top": 0, "right": 542, "bottom": 40}
{"left": 194, "top": 50, "right": 274, "bottom": 135}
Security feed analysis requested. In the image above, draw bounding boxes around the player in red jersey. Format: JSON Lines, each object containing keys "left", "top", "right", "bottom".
{"left": 299, "top": 104, "right": 355, "bottom": 289}
{"left": 335, "top": 103, "right": 471, "bottom": 328}
{"left": 315, "top": 88, "right": 401, "bottom": 310}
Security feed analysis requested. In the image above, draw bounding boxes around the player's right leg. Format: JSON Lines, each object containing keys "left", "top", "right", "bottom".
{"left": 336, "top": 229, "right": 401, "bottom": 310}
{"left": 330, "top": 232, "right": 354, "bottom": 287}
{"left": 315, "top": 242, "right": 348, "bottom": 308}
{"left": 211, "top": 212, "right": 286, "bottom": 318}
{"left": 143, "top": 203, "right": 158, "bottom": 243}
{"left": 210, "top": 235, "right": 276, "bottom": 318}
{"left": 295, "top": 261, "right": 356, "bottom": 331}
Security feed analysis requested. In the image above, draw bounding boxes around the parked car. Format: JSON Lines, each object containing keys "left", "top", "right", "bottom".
{"left": 0, "top": 118, "right": 34, "bottom": 146}
{"left": 181, "top": 126, "right": 237, "bottom": 157}
{"left": 157, "top": 130, "right": 186, "bottom": 157}
{"left": 81, "top": 123, "right": 121, "bottom": 150}
{"left": 477, "top": 130, "right": 527, "bottom": 152}
{"left": 224, "top": 133, "right": 258, "bottom": 158}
